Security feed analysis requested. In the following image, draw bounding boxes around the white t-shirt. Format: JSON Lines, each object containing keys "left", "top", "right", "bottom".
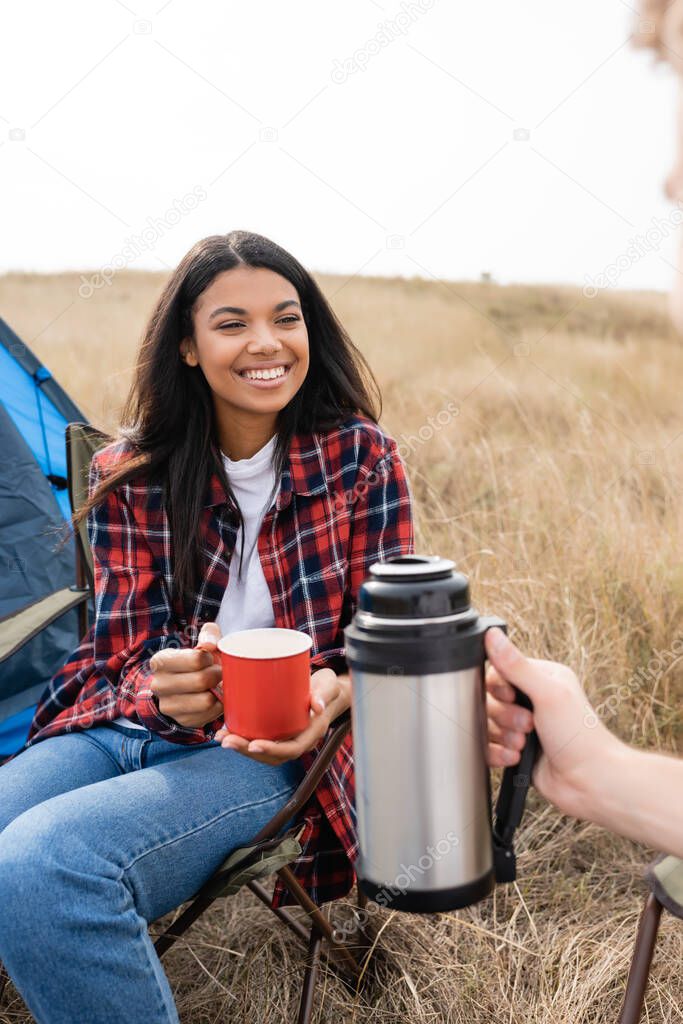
{"left": 215, "top": 432, "right": 278, "bottom": 635}
{"left": 110, "top": 433, "right": 279, "bottom": 731}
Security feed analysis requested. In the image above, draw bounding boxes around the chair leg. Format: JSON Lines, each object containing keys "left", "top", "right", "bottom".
{"left": 297, "top": 926, "right": 323, "bottom": 1024}
{"left": 277, "top": 866, "right": 362, "bottom": 980}
{"left": 617, "top": 893, "right": 664, "bottom": 1024}
{"left": 248, "top": 879, "right": 311, "bottom": 945}
{"left": 153, "top": 893, "right": 215, "bottom": 958}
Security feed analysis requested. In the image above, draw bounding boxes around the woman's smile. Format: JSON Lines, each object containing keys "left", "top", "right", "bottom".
{"left": 231, "top": 360, "right": 296, "bottom": 390}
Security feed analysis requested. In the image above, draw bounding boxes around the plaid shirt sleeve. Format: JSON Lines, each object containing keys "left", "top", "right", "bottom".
{"left": 87, "top": 451, "right": 213, "bottom": 744}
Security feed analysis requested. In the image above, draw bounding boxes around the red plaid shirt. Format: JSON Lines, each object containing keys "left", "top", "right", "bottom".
{"left": 2, "top": 414, "right": 415, "bottom": 908}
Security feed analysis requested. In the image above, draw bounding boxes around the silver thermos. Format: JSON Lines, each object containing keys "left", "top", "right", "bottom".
{"left": 344, "top": 554, "right": 538, "bottom": 912}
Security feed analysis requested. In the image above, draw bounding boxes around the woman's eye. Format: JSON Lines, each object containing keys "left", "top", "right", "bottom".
{"left": 218, "top": 316, "right": 299, "bottom": 329}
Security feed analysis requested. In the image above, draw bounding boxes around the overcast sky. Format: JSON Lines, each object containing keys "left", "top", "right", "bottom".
{"left": 1, "top": 0, "right": 680, "bottom": 293}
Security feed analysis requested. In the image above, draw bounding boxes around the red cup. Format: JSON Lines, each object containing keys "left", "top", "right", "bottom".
{"left": 215, "top": 627, "right": 313, "bottom": 741}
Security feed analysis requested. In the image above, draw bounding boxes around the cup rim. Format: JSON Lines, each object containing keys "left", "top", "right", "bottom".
{"left": 217, "top": 627, "right": 313, "bottom": 659}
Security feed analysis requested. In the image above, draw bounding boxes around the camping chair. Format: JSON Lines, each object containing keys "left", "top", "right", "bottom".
{"left": 0, "top": 316, "right": 92, "bottom": 759}
{"left": 617, "top": 855, "right": 683, "bottom": 1023}
{"left": 0, "top": 421, "right": 371, "bottom": 1023}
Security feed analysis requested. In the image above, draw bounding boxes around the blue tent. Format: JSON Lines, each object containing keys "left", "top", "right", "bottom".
{"left": 0, "top": 317, "right": 88, "bottom": 757}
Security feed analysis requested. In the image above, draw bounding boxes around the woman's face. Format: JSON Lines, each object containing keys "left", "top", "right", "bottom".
{"left": 180, "top": 265, "right": 310, "bottom": 419}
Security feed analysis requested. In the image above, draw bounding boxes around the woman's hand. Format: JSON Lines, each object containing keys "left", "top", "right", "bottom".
{"left": 148, "top": 623, "right": 224, "bottom": 729}
{"left": 214, "top": 668, "right": 351, "bottom": 766}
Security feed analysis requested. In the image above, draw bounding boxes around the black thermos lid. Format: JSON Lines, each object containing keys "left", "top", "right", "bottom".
{"left": 358, "top": 554, "right": 471, "bottom": 619}
{"left": 344, "top": 554, "right": 493, "bottom": 673}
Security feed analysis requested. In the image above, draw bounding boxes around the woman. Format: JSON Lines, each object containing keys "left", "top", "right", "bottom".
{"left": 485, "top": 627, "right": 683, "bottom": 859}
{"left": 0, "top": 231, "right": 415, "bottom": 1023}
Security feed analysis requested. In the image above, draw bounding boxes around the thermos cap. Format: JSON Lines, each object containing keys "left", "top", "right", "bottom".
{"left": 344, "top": 553, "right": 505, "bottom": 676}
{"left": 359, "top": 554, "right": 472, "bottom": 620}
{"left": 368, "top": 554, "right": 456, "bottom": 582}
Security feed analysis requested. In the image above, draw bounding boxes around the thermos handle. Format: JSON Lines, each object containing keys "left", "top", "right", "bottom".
{"left": 482, "top": 620, "right": 540, "bottom": 884}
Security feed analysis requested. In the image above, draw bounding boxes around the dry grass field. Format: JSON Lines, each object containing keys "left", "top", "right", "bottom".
{"left": 1, "top": 268, "right": 682, "bottom": 1022}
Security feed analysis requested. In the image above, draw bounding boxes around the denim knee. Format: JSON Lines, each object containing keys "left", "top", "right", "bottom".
{"left": 0, "top": 808, "right": 80, "bottom": 921}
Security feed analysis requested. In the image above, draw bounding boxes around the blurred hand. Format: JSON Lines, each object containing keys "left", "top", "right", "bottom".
{"left": 148, "top": 622, "right": 223, "bottom": 729}
{"left": 484, "top": 627, "right": 622, "bottom": 819}
{"left": 214, "top": 667, "right": 350, "bottom": 766}
{"left": 484, "top": 626, "right": 683, "bottom": 857}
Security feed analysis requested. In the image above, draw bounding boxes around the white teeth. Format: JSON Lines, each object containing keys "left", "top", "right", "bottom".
{"left": 241, "top": 365, "right": 287, "bottom": 380}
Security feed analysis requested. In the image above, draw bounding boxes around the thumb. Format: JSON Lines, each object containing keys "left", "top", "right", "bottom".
{"left": 197, "top": 621, "right": 220, "bottom": 646}
{"left": 484, "top": 627, "right": 543, "bottom": 703}
{"left": 197, "top": 622, "right": 221, "bottom": 666}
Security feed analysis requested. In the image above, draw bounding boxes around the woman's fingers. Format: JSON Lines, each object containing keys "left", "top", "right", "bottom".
{"left": 219, "top": 730, "right": 295, "bottom": 766}
{"left": 219, "top": 712, "right": 329, "bottom": 764}
{"left": 150, "top": 663, "right": 222, "bottom": 695}
{"left": 154, "top": 696, "right": 223, "bottom": 729}
{"left": 196, "top": 623, "right": 222, "bottom": 667}
{"left": 197, "top": 622, "right": 221, "bottom": 648}
{"left": 310, "top": 669, "right": 341, "bottom": 714}
{"left": 156, "top": 691, "right": 223, "bottom": 720}
{"left": 159, "top": 689, "right": 221, "bottom": 713}
{"left": 246, "top": 714, "right": 328, "bottom": 761}
{"left": 150, "top": 647, "right": 215, "bottom": 674}
{"left": 220, "top": 732, "right": 250, "bottom": 754}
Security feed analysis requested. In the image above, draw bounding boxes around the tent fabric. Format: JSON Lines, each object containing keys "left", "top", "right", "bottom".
{"left": 0, "top": 318, "right": 82, "bottom": 520}
{"left": 0, "top": 705, "right": 38, "bottom": 759}
{"left": 0, "top": 317, "right": 88, "bottom": 757}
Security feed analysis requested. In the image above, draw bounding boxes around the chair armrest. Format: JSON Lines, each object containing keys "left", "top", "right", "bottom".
{"left": 249, "top": 709, "right": 352, "bottom": 844}
{"left": 0, "top": 586, "right": 90, "bottom": 665}
{"left": 646, "top": 855, "right": 683, "bottom": 919}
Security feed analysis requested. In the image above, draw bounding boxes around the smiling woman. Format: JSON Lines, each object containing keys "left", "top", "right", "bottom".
{"left": 180, "top": 267, "right": 311, "bottom": 440}
{"left": 0, "top": 230, "right": 415, "bottom": 1023}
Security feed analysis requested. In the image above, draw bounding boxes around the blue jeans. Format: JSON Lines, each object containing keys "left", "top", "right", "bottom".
{"left": 0, "top": 720, "right": 306, "bottom": 1023}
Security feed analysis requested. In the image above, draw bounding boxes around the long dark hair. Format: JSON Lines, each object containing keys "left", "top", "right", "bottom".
{"left": 67, "top": 230, "right": 381, "bottom": 611}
